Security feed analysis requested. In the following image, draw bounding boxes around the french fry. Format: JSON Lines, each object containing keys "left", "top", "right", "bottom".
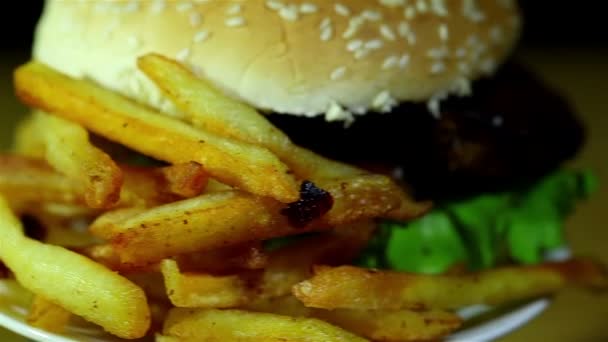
{"left": 160, "top": 259, "right": 253, "bottom": 308}
{"left": 0, "top": 153, "right": 209, "bottom": 210}
{"left": 0, "top": 154, "right": 84, "bottom": 206}
{"left": 14, "top": 61, "right": 299, "bottom": 203}
{"left": 138, "top": 54, "right": 430, "bottom": 221}
{"left": 27, "top": 295, "right": 72, "bottom": 334}
{"left": 162, "top": 308, "right": 367, "bottom": 342}
{"left": 259, "top": 221, "right": 375, "bottom": 298}
{"left": 89, "top": 182, "right": 391, "bottom": 266}
{"left": 173, "top": 244, "right": 268, "bottom": 274}
{"left": 31, "top": 111, "right": 123, "bottom": 209}
{"left": 293, "top": 262, "right": 608, "bottom": 311}
{"left": 12, "top": 113, "right": 45, "bottom": 158}
{"left": 0, "top": 195, "right": 150, "bottom": 339}
{"left": 137, "top": 54, "right": 362, "bottom": 181}
{"left": 246, "top": 296, "right": 462, "bottom": 342}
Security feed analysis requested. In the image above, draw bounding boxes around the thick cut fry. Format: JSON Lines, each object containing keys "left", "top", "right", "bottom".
{"left": 294, "top": 262, "right": 608, "bottom": 311}
{"left": 0, "top": 154, "right": 84, "bottom": 206}
{"left": 14, "top": 61, "right": 299, "bottom": 203}
{"left": 137, "top": 54, "right": 362, "bottom": 181}
{"left": 27, "top": 295, "right": 72, "bottom": 334}
{"left": 0, "top": 195, "right": 150, "bottom": 339}
{"left": 247, "top": 296, "right": 462, "bottom": 342}
{"left": 0, "top": 154, "right": 208, "bottom": 210}
{"left": 161, "top": 259, "right": 252, "bottom": 308}
{"left": 90, "top": 191, "right": 291, "bottom": 265}
{"left": 259, "top": 221, "right": 376, "bottom": 298}
{"left": 173, "top": 244, "right": 268, "bottom": 274}
{"left": 12, "top": 113, "right": 45, "bottom": 158}
{"left": 90, "top": 174, "right": 420, "bottom": 266}
{"left": 163, "top": 308, "right": 367, "bottom": 342}
{"left": 32, "top": 111, "right": 123, "bottom": 209}
{"left": 138, "top": 54, "right": 430, "bottom": 221}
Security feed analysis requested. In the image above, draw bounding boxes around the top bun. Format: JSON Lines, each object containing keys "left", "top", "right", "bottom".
{"left": 34, "top": 0, "right": 521, "bottom": 121}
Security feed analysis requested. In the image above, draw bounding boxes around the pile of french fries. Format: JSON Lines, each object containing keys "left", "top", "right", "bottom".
{"left": 0, "top": 54, "right": 604, "bottom": 341}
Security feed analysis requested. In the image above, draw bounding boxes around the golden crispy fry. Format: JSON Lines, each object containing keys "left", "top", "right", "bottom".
{"left": 259, "top": 221, "right": 375, "bottom": 298}
{"left": 90, "top": 191, "right": 289, "bottom": 265}
{"left": 137, "top": 54, "right": 430, "bottom": 221}
{"left": 247, "top": 296, "right": 461, "bottom": 342}
{"left": 159, "top": 162, "right": 208, "bottom": 198}
{"left": 14, "top": 61, "right": 299, "bottom": 203}
{"left": 137, "top": 54, "right": 363, "bottom": 181}
{"left": 12, "top": 113, "right": 45, "bottom": 158}
{"left": 294, "top": 262, "right": 608, "bottom": 311}
{"left": 160, "top": 259, "right": 252, "bottom": 308}
{"left": 90, "top": 174, "right": 417, "bottom": 266}
{"left": 173, "top": 244, "right": 268, "bottom": 274}
{"left": 27, "top": 295, "right": 72, "bottom": 334}
{"left": 0, "top": 154, "right": 208, "bottom": 210}
{"left": 0, "top": 195, "right": 150, "bottom": 338}
{"left": 32, "top": 111, "right": 123, "bottom": 209}
{"left": 0, "top": 154, "right": 84, "bottom": 206}
{"left": 163, "top": 308, "right": 368, "bottom": 342}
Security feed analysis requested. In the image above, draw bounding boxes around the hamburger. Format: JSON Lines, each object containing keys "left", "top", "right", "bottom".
{"left": 32, "top": 0, "right": 591, "bottom": 274}
{"left": 0, "top": 0, "right": 600, "bottom": 340}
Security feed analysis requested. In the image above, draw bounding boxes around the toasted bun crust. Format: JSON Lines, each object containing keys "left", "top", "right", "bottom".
{"left": 34, "top": 0, "right": 520, "bottom": 121}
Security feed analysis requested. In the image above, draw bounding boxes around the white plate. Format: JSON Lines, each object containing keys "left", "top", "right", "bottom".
{"left": 0, "top": 247, "right": 571, "bottom": 342}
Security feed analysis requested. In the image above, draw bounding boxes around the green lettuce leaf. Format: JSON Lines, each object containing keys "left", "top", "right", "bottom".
{"left": 355, "top": 170, "right": 596, "bottom": 274}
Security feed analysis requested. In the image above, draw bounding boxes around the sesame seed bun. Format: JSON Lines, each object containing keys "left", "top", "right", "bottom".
{"left": 33, "top": 0, "right": 521, "bottom": 121}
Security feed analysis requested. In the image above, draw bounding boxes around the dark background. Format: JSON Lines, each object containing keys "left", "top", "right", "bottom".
{"left": 0, "top": 1, "right": 606, "bottom": 53}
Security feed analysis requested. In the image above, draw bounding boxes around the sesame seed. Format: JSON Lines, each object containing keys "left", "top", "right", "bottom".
{"left": 320, "top": 17, "right": 331, "bottom": 29}
{"left": 416, "top": 0, "right": 428, "bottom": 13}
{"left": 404, "top": 6, "right": 416, "bottom": 19}
{"left": 326, "top": 102, "right": 353, "bottom": 122}
{"left": 279, "top": 4, "right": 299, "bottom": 21}
{"left": 431, "top": 0, "right": 448, "bottom": 16}
{"left": 407, "top": 32, "right": 417, "bottom": 45}
{"left": 299, "top": 3, "right": 318, "bottom": 14}
{"left": 455, "top": 47, "right": 467, "bottom": 58}
{"left": 398, "top": 21, "right": 410, "bottom": 37}
{"left": 438, "top": 24, "right": 449, "bottom": 41}
{"left": 347, "top": 39, "right": 363, "bottom": 51}
{"left": 189, "top": 12, "right": 202, "bottom": 27}
{"left": 362, "top": 10, "right": 382, "bottom": 21}
{"left": 365, "top": 39, "right": 383, "bottom": 50}
{"left": 372, "top": 90, "right": 397, "bottom": 112}
{"left": 343, "top": 16, "right": 365, "bottom": 39}
{"left": 430, "top": 62, "right": 446, "bottom": 74}
{"left": 176, "top": 2, "right": 193, "bottom": 12}
{"left": 427, "top": 46, "right": 449, "bottom": 59}
{"left": 458, "top": 62, "right": 471, "bottom": 74}
{"left": 399, "top": 54, "right": 411, "bottom": 68}
{"left": 225, "top": 16, "right": 246, "bottom": 27}
{"left": 354, "top": 49, "right": 370, "bottom": 59}
{"left": 462, "top": 0, "right": 485, "bottom": 22}
{"left": 382, "top": 55, "right": 399, "bottom": 69}
{"left": 380, "top": 25, "right": 396, "bottom": 41}
{"left": 490, "top": 26, "right": 504, "bottom": 43}
{"left": 320, "top": 26, "right": 333, "bottom": 41}
{"left": 379, "top": 0, "right": 406, "bottom": 7}
{"left": 176, "top": 48, "right": 191, "bottom": 62}
{"left": 335, "top": 3, "right": 350, "bottom": 16}
{"left": 193, "top": 30, "right": 210, "bottom": 43}
{"left": 266, "top": 0, "right": 283, "bottom": 11}
{"left": 330, "top": 66, "right": 347, "bottom": 80}
{"left": 226, "top": 3, "right": 242, "bottom": 15}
